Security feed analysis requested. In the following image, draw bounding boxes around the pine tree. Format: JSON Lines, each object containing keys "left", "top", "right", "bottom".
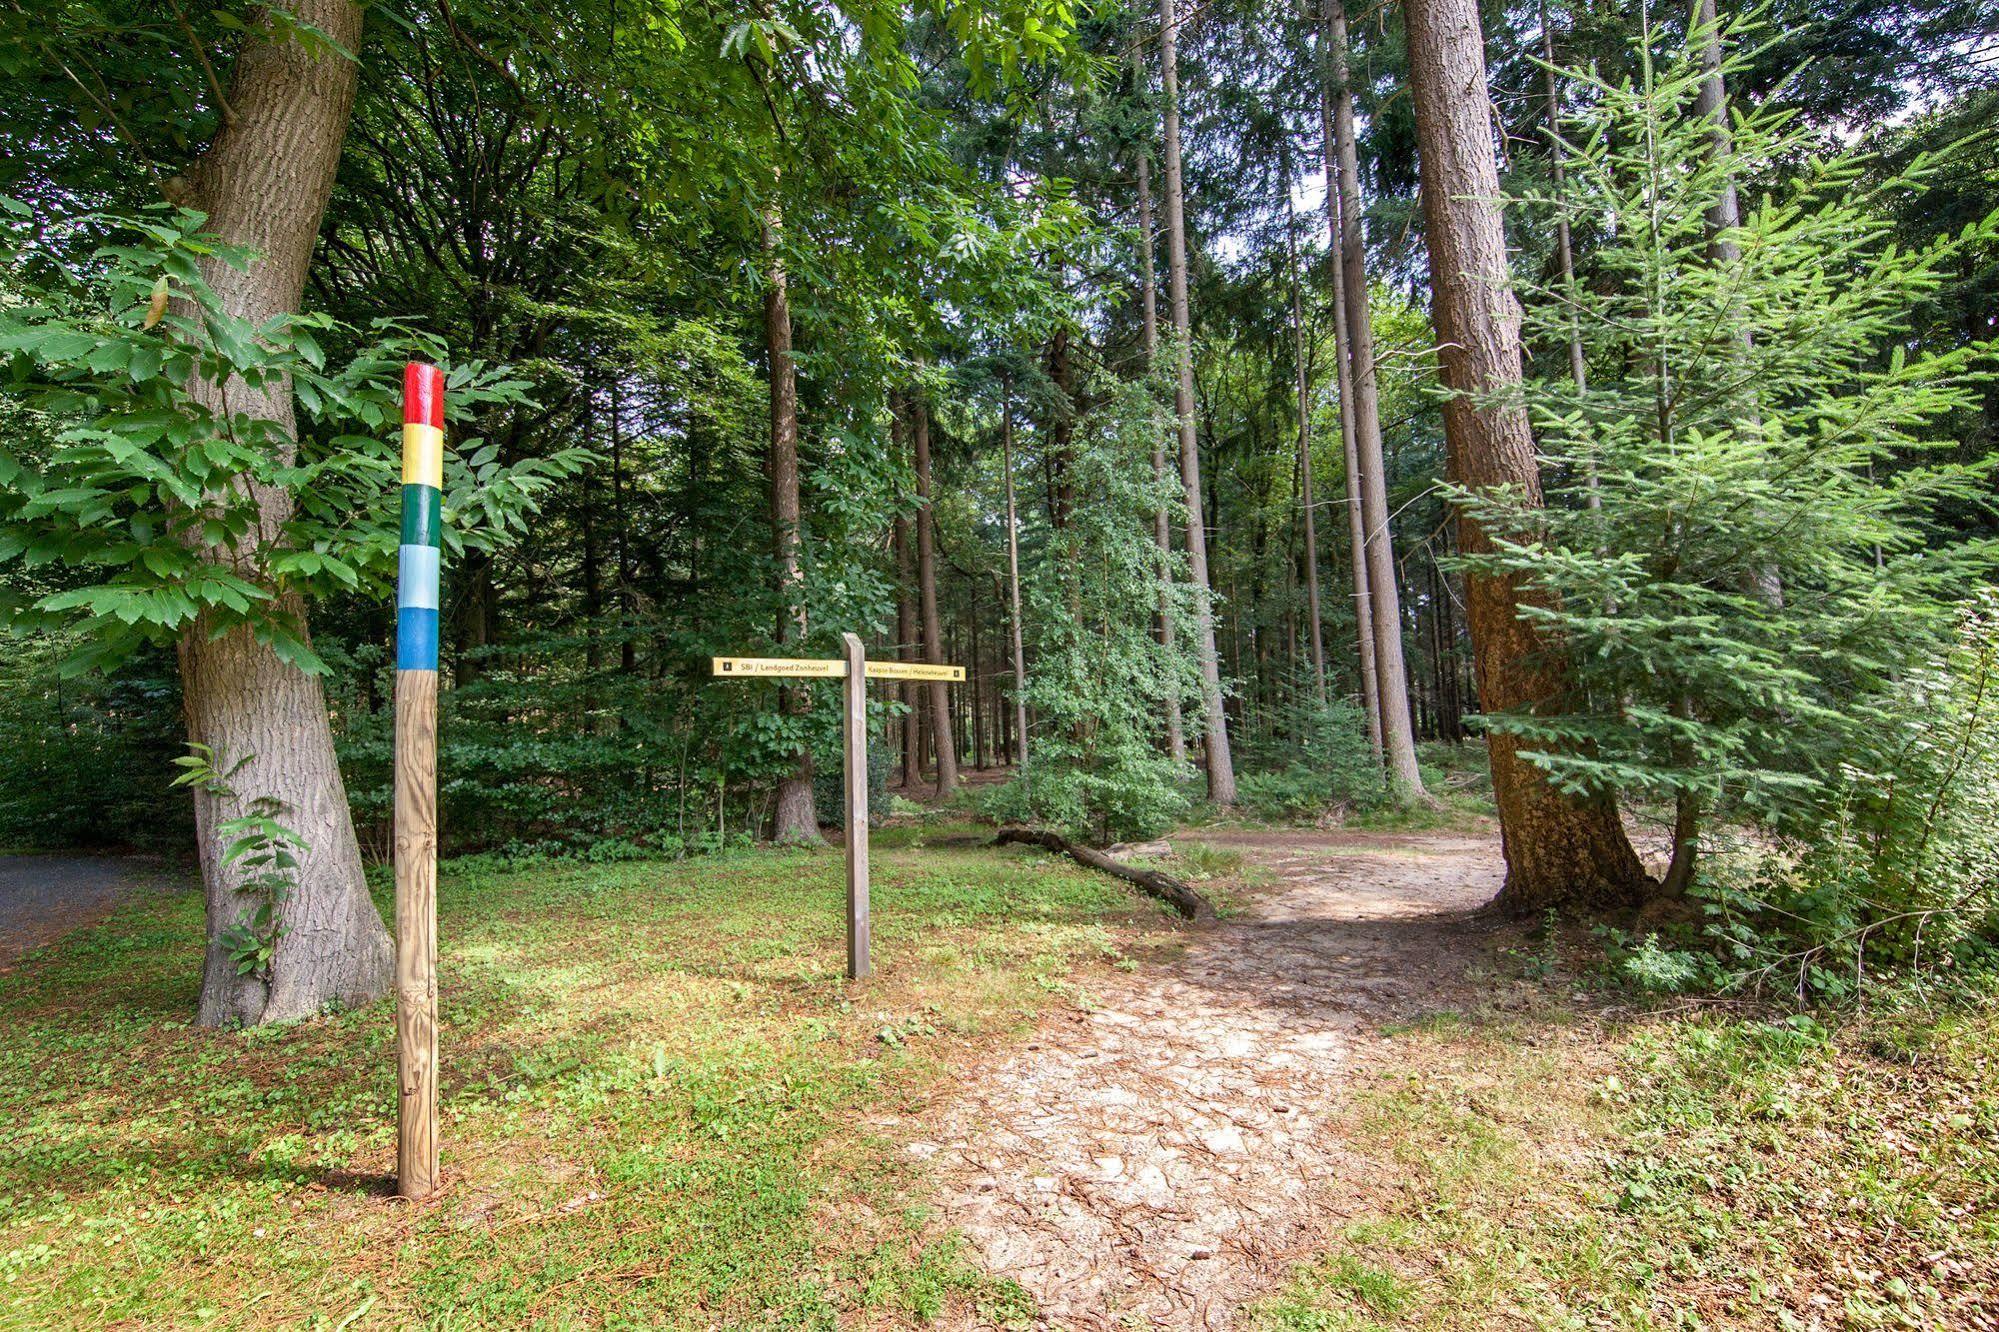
{"left": 1467, "top": 15, "right": 1999, "bottom": 894}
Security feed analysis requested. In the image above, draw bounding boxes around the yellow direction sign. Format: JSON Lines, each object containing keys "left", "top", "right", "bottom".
{"left": 712, "top": 656, "right": 847, "bottom": 678}
{"left": 864, "top": 661, "right": 965, "bottom": 682}
{"left": 711, "top": 657, "right": 965, "bottom": 682}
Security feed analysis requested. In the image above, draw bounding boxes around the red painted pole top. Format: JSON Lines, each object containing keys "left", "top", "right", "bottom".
{"left": 403, "top": 362, "right": 446, "bottom": 429}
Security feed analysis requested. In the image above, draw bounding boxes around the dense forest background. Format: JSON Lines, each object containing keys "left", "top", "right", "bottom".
{"left": 3, "top": 0, "right": 1996, "bottom": 1002}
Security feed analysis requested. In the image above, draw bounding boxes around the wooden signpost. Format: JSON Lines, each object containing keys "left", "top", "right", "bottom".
{"left": 395, "top": 362, "right": 444, "bottom": 1200}
{"left": 712, "top": 640, "right": 963, "bottom": 980}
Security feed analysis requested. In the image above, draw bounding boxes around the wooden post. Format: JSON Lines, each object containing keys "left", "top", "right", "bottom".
{"left": 841, "top": 632, "right": 870, "bottom": 980}
{"left": 395, "top": 362, "right": 444, "bottom": 1200}
{"left": 711, "top": 650, "right": 960, "bottom": 980}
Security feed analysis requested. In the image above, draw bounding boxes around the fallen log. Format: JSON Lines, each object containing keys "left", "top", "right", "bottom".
{"left": 992, "top": 828, "right": 1215, "bottom": 921}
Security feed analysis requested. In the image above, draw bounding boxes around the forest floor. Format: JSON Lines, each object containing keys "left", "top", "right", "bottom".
{"left": 0, "top": 816, "right": 1993, "bottom": 1329}
{"left": 908, "top": 821, "right": 1999, "bottom": 1332}
{"left": 913, "top": 825, "right": 1499, "bottom": 1327}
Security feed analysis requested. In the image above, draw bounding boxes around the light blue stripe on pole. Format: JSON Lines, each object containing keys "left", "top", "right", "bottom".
{"left": 397, "top": 543, "right": 441, "bottom": 610}
{"left": 397, "top": 606, "right": 439, "bottom": 672}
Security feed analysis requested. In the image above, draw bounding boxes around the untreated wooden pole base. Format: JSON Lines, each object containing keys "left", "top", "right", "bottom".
{"left": 394, "top": 668, "right": 440, "bottom": 1199}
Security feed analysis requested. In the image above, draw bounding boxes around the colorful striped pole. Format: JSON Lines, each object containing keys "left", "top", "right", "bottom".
{"left": 395, "top": 361, "right": 444, "bottom": 1200}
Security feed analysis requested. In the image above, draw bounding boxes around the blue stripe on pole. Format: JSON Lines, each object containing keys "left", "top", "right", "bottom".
{"left": 397, "top": 543, "right": 441, "bottom": 611}
{"left": 397, "top": 606, "right": 439, "bottom": 671}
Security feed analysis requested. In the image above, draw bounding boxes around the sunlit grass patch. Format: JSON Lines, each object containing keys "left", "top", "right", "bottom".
{"left": 1253, "top": 1001, "right": 1999, "bottom": 1330}
{"left": 0, "top": 839, "right": 1176, "bottom": 1328}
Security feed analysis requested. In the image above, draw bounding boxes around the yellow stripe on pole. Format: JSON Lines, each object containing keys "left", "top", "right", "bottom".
{"left": 401, "top": 422, "right": 445, "bottom": 488}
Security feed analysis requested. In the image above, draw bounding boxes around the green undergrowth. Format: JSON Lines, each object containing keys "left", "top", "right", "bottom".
{"left": 1251, "top": 992, "right": 1999, "bottom": 1330}
{"left": 0, "top": 839, "right": 1177, "bottom": 1329}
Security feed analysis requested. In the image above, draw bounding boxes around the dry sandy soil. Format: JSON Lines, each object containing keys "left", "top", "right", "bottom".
{"left": 909, "top": 825, "right": 1510, "bottom": 1330}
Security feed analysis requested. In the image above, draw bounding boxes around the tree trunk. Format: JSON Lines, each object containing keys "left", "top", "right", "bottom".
{"left": 1316, "top": 13, "right": 1383, "bottom": 762}
{"left": 1002, "top": 389, "right": 1031, "bottom": 778}
{"left": 1160, "top": 0, "right": 1236, "bottom": 806}
{"left": 1694, "top": 0, "right": 1783, "bottom": 612}
{"left": 894, "top": 503, "right": 918, "bottom": 788}
{"left": 911, "top": 389, "right": 958, "bottom": 800}
{"left": 610, "top": 384, "right": 635, "bottom": 676}
{"left": 174, "top": 0, "right": 390, "bottom": 1027}
{"left": 764, "top": 201, "right": 820, "bottom": 844}
{"left": 1134, "top": 45, "right": 1188, "bottom": 765}
{"left": 1406, "top": 0, "right": 1651, "bottom": 912}
{"left": 1284, "top": 178, "right": 1328, "bottom": 704}
{"left": 1539, "top": 4, "right": 1594, "bottom": 419}
{"left": 1326, "top": 0, "right": 1427, "bottom": 801}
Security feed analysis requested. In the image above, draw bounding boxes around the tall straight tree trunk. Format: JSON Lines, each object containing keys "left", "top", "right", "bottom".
{"left": 611, "top": 385, "right": 635, "bottom": 675}
{"left": 172, "top": 0, "right": 390, "bottom": 1027}
{"left": 1134, "top": 45, "right": 1187, "bottom": 765}
{"left": 1326, "top": 0, "right": 1427, "bottom": 801}
{"left": 1539, "top": 3, "right": 1593, "bottom": 413}
{"left": 1406, "top": 0, "right": 1651, "bottom": 911}
{"left": 1316, "top": 16, "right": 1382, "bottom": 761}
{"left": 1002, "top": 390, "right": 1031, "bottom": 778}
{"left": 1284, "top": 180, "right": 1328, "bottom": 703}
{"left": 1159, "top": 0, "right": 1237, "bottom": 805}
{"left": 1693, "top": 0, "right": 1782, "bottom": 614}
{"left": 911, "top": 388, "right": 958, "bottom": 800}
{"left": 763, "top": 201, "right": 820, "bottom": 843}
{"left": 894, "top": 505, "right": 918, "bottom": 788}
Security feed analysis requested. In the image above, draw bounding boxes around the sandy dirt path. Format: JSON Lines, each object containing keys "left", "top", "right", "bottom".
{"left": 0, "top": 854, "right": 167, "bottom": 970}
{"left": 919, "top": 826, "right": 1506, "bottom": 1329}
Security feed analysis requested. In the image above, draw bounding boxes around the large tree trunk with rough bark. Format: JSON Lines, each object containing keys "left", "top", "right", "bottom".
{"left": 172, "top": 0, "right": 391, "bottom": 1026}
{"left": 1159, "top": 0, "right": 1236, "bottom": 806}
{"left": 763, "top": 201, "right": 821, "bottom": 844}
{"left": 1325, "top": 0, "right": 1427, "bottom": 801}
{"left": 910, "top": 389, "right": 958, "bottom": 800}
{"left": 1406, "top": 0, "right": 1651, "bottom": 912}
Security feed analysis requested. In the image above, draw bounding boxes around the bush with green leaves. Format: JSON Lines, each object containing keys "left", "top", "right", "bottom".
{"left": 1466, "top": 16, "right": 1998, "bottom": 897}
{"left": 0, "top": 202, "right": 584, "bottom": 675}
{"left": 1690, "top": 596, "right": 1999, "bottom": 998}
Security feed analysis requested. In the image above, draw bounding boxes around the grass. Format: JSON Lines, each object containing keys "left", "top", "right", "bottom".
{"left": 1249, "top": 992, "right": 1999, "bottom": 1330}
{"left": 0, "top": 836, "right": 1178, "bottom": 1329}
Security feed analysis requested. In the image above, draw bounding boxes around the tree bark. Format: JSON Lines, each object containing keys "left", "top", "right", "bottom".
{"left": 1406, "top": 0, "right": 1651, "bottom": 912}
{"left": 174, "top": 0, "right": 391, "bottom": 1026}
{"left": 911, "top": 388, "right": 959, "bottom": 800}
{"left": 1134, "top": 45, "right": 1188, "bottom": 766}
{"left": 1316, "top": 11, "right": 1382, "bottom": 762}
{"left": 764, "top": 201, "right": 820, "bottom": 844}
{"left": 1694, "top": 0, "right": 1783, "bottom": 612}
{"left": 1326, "top": 0, "right": 1428, "bottom": 801}
{"left": 1002, "top": 388, "right": 1031, "bottom": 778}
{"left": 894, "top": 502, "right": 918, "bottom": 789}
{"left": 1159, "top": 0, "right": 1236, "bottom": 806}
{"left": 1284, "top": 179, "right": 1328, "bottom": 704}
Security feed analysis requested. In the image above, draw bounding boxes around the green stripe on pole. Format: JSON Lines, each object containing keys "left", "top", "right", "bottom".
{"left": 400, "top": 484, "right": 443, "bottom": 547}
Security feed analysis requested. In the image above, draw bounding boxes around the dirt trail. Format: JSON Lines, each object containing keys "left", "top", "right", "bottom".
{"left": 921, "top": 826, "right": 1506, "bottom": 1329}
{"left": 0, "top": 855, "right": 166, "bottom": 969}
